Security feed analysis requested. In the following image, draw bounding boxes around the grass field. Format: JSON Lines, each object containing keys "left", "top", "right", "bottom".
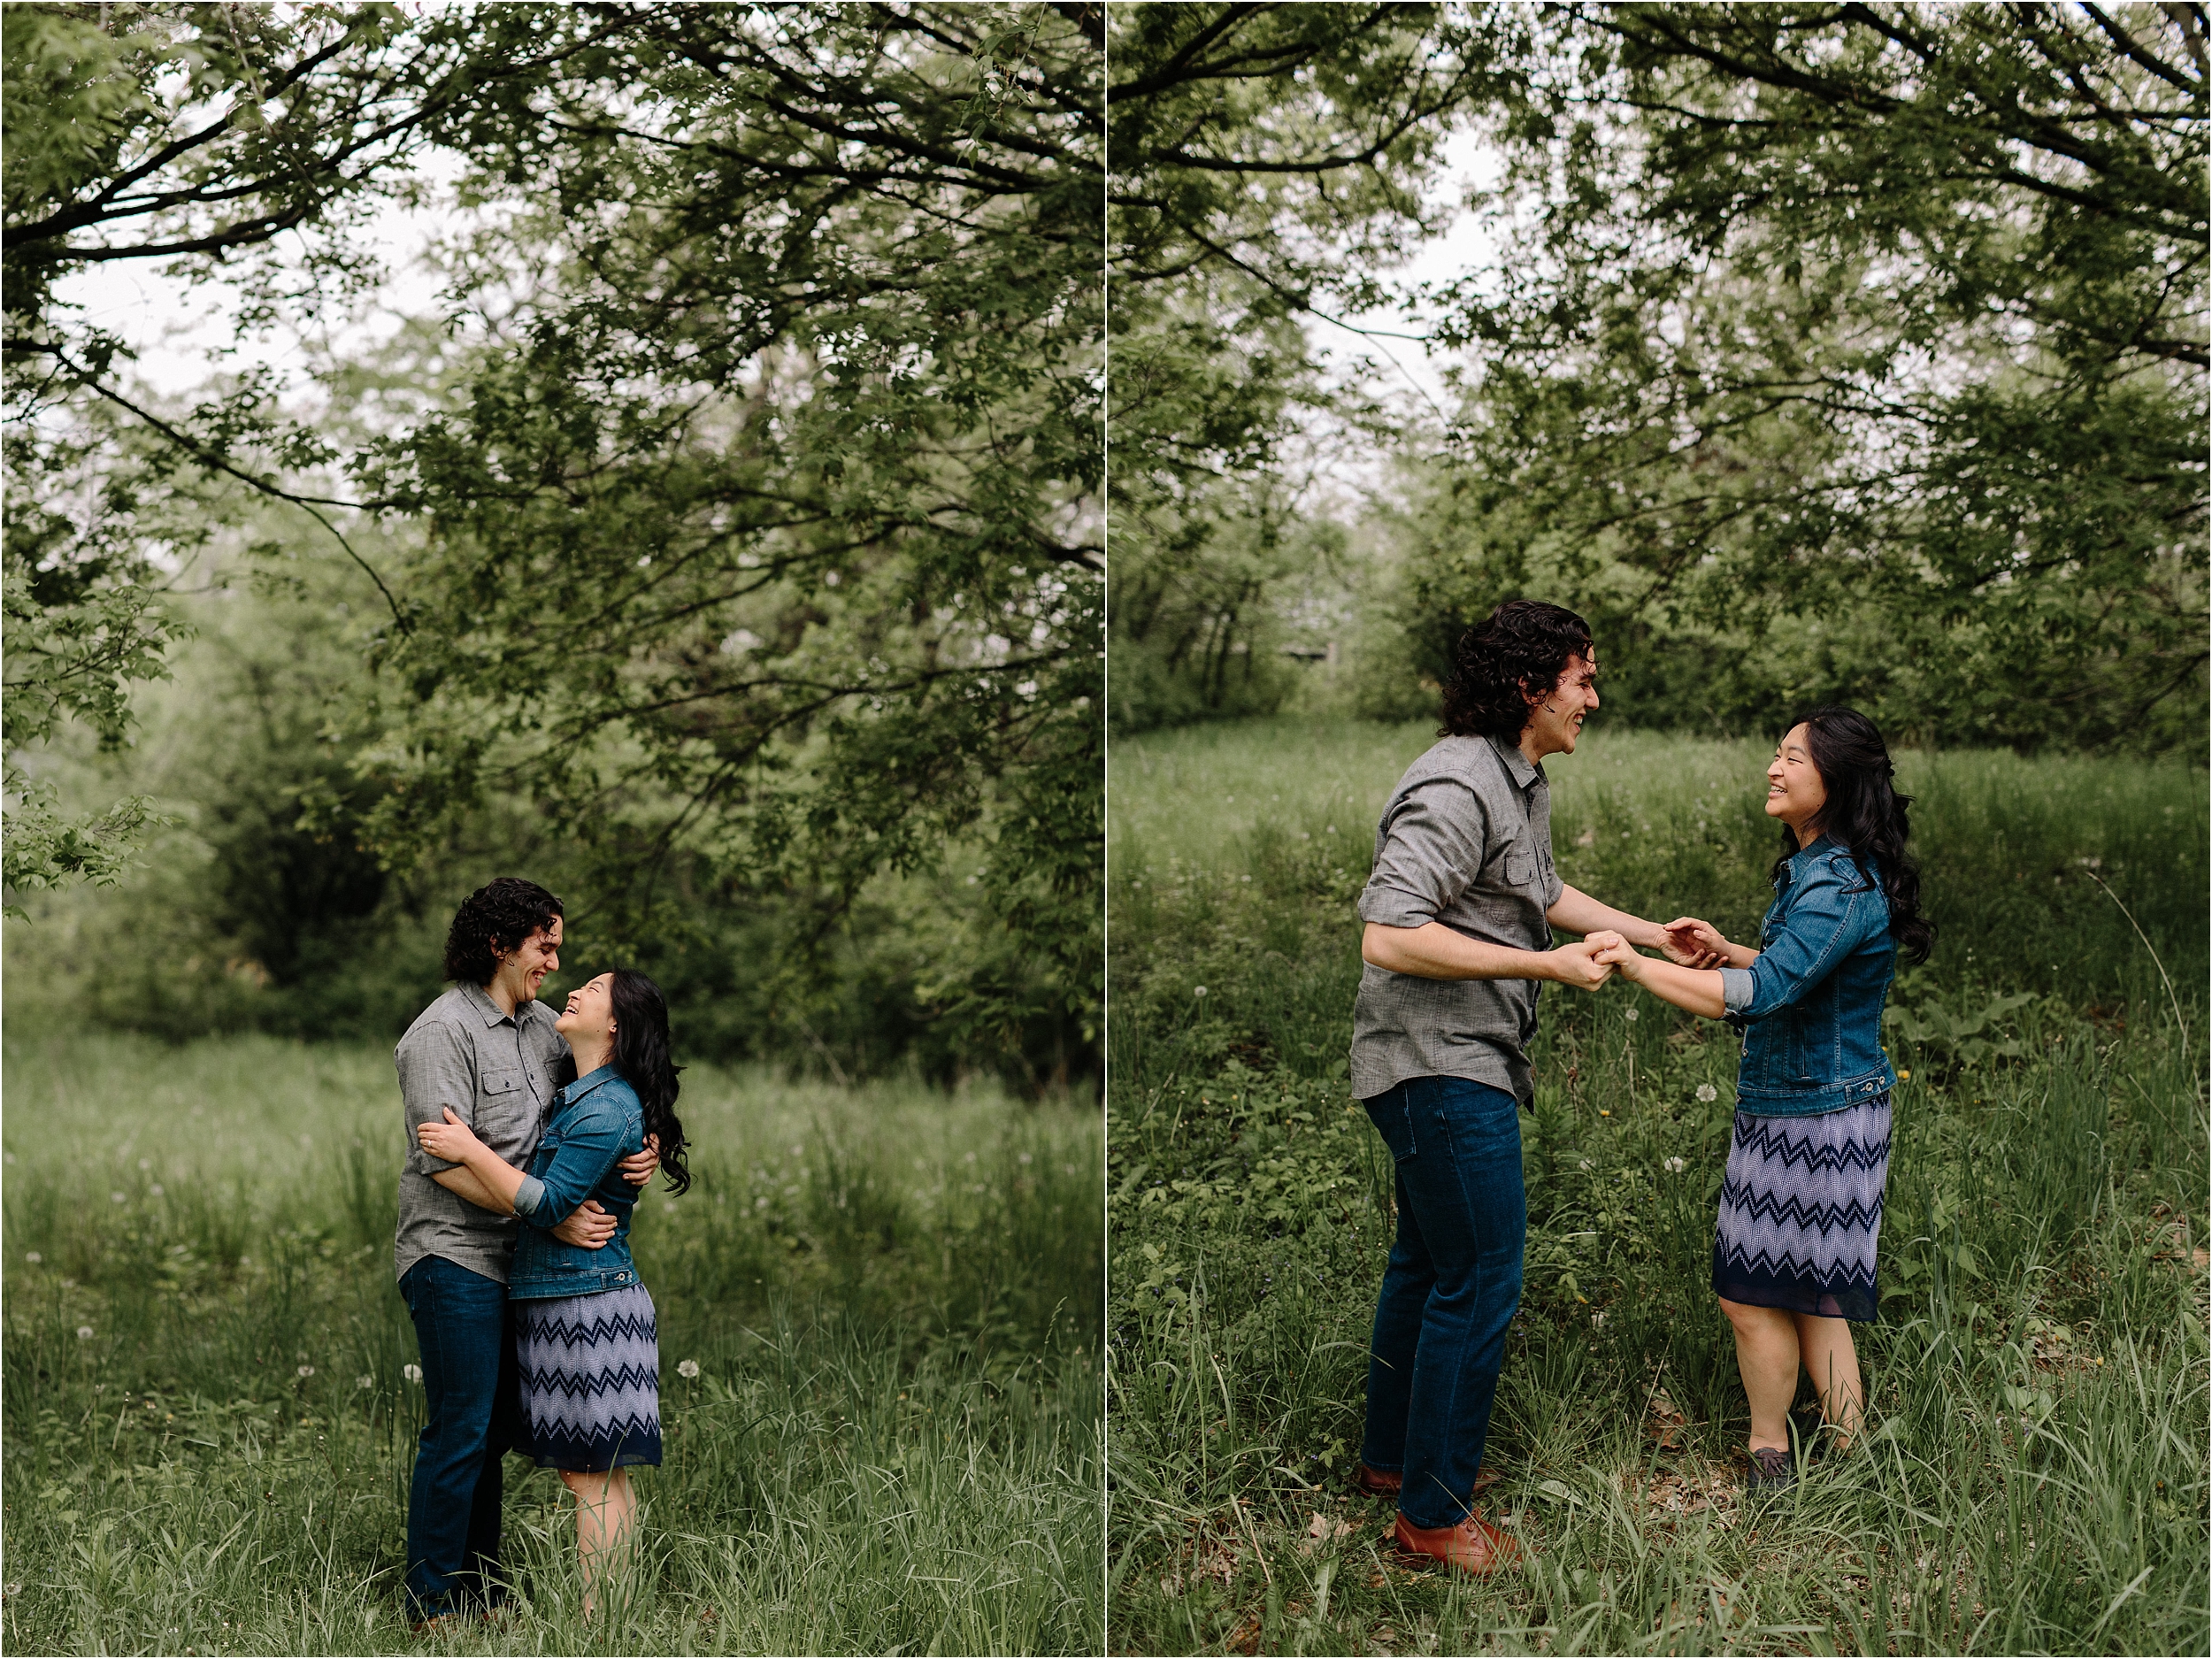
{"left": 1107, "top": 718, "right": 2209, "bottom": 1656}
{"left": 1, "top": 1034, "right": 1103, "bottom": 1655}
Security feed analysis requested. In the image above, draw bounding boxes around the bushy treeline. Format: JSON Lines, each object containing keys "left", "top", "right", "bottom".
{"left": 6, "top": 547, "right": 1088, "bottom": 1091}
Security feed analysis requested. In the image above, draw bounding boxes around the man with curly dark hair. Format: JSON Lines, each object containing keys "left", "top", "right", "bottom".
{"left": 390, "top": 877, "right": 661, "bottom": 1629}
{"left": 1348, "top": 600, "right": 1721, "bottom": 1574}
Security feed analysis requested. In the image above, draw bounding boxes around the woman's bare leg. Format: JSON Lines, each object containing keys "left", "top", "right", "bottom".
{"left": 1718, "top": 1297, "right": 1801, "bottom": 1453}
{"left": 558, "top": 1467, "right": 636, "bottom": 1617}
{"left": 1792, "top": 1312, "right": 1863, "bottom": 1449}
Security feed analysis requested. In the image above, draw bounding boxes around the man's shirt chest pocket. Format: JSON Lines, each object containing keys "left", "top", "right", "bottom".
{"left": 478, "top": 1068, "right": 526, "bottom": 1118}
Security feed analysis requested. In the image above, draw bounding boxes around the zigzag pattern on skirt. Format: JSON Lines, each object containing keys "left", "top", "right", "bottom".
{"left": 1729, "top": 1116, "right": 1892, "bottom": 1174}
{"left": 519, "top": 1361, "right": 660, "bottom": 1406}
{"left": 517, "top": 1307, "right": 658, "bottom": 1348}
{"left": 1716, "top": 1240, "right": 1879, "bottom": 1292}
{"left": 515, "top": 1282, "right": 662, "bottom": 1462}
{"left": 1717, "top": 1185, "right": 1885, "bottom": 1240}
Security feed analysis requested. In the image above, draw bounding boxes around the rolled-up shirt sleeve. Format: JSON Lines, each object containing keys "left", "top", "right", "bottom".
{"left": 1358, "top": 780, "right": 1493, "bottom": 930}
{"left": 397, "top": 1024, "right": 475, "bottom": 1176}
{"left": 1731, "top": 864, "right": 1889, "bottom": 1022}
{"left": 513, "top": 1100, "right": 630, "bottom": 1229}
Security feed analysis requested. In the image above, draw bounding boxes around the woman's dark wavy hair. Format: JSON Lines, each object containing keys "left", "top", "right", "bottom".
{"left": 1440, "top": 600, "right": 1594, "bottom": 739}
{"left": 442, "top": 878, "right": 564, "bottom": 986}
{"left": 606, "top": 968, "right": 691, "bottom": 1195}
{"left": 1776, "top": 706, "right": 1935, "bottom": 964}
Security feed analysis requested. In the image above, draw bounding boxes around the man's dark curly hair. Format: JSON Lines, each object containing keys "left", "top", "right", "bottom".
{"left": 1440, "top": 600, "right": 1594, "bottom": 739}
{"left": 442, "top": 878, "right": 564, "bottom": 986}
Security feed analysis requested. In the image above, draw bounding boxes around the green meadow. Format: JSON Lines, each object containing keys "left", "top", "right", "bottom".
{"left": 1, "top": 1036, "right": 1102, "bottom": 1655}
{"left": 1108, "top": 718, "right": 2208, "bottom": 1656}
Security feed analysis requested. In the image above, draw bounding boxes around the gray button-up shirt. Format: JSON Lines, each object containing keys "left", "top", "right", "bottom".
{"left": 393, "top": 982, "right": 567, "bottom": 1286}
{"left": 1350, "top": 733, "right": 1565, "bottom": 1105}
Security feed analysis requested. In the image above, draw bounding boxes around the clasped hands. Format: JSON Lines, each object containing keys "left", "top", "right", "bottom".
{"left": 1551, "top": 917, "right": 1733, "bottom": 990}
{"left": 416, "top": 1107, "right": 661, "bottom": 1249}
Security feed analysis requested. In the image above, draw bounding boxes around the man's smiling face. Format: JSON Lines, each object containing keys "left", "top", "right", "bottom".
{"left": 508, "top": 918, "right": 562, "bottom": 999}
{"left": 1522, "top": 652, "right": 1600, "bottom": 759}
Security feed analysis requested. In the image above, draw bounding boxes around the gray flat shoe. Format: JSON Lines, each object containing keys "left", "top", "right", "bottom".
{"left": 1746, "top": 1445, "right": 1795, "bottom": 1503}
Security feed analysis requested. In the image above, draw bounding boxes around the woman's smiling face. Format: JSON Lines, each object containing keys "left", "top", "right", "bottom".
{"left": 1765, "top": 723, "right": 1828, "bottom": 836}
{"left": 555, "top": 972, "right": 616, "bottom": 1042}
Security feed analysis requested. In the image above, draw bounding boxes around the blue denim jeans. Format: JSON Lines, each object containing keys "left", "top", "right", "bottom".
{"left": 1360, "top": 1076, "right": 1527, "bottom": 1529}
{"left": 399, "top": 1256, "right": 520, "bottom": 1618}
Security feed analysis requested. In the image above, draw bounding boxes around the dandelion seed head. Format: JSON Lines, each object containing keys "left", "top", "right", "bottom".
{"left": 356, "top": 1375, "right": 373, "bottom": 1389}
{"left": 403, "top": 1363, "right": 423, "bottom": 1384}
{"left": 296, "top": 1365, "right": 314, "bottom": 1379}
{"left": 77, "top": 1325, "right": 94, "bottom": 1340}
{"left": 678, "top": 1359, "right": 701, "bottom": 1379}
{"left": 25, "top": 1252, "right": 40, "bottom": 1263}
{"left": 1695, "top": 1083, "right": 1718, "bottom": 1103}
{"left": 1624, "top": 1008, "right": 1640, "bottom": 1023}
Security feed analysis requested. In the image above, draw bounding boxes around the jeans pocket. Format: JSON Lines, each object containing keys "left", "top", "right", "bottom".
{"left": 1363, "top": 1089, "right": 1419, "bottom": 1163}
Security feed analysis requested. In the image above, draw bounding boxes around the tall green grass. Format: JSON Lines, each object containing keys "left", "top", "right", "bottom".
{"left": 2, "top": 1034, "right": 1103, "bottom": 1655}
{"left": 1108, "top": 718, "right": 2208, "bottom": 1655}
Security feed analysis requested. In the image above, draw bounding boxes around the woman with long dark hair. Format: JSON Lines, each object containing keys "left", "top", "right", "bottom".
{"left": 417, "top": 968, "right": 690, "bottom": 1613}
{"left": 1593, "top": 708, "right": 1932, "bottom": 1501}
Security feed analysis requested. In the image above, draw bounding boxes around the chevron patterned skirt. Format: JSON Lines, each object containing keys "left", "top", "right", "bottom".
{"left": 1711, "top": 1094, "right": 1891, "bottom": 1323}
{"left": 513, "top": 1283, "right": 663, "bottom": 1472}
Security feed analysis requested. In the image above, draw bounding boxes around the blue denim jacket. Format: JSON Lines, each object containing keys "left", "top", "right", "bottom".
{"left": 508, "top": 1065, "right": 648, "bottom": 1302}
{"left": 1717, "top": 835, "right": 1899, "bottom": 1117}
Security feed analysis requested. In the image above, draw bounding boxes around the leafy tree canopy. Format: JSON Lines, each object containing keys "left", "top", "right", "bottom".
{"left": 5, "top": 2, "right": 1103, "bottom": 1068}
{"left": 1422, "top": 1, "right": 2208, "bottom": 749}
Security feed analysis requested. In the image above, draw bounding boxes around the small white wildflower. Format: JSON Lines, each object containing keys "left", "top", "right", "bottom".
{"left": 296, "top": 1365, "right": 314, "bottom": 1379}
{"left": 77, "top": 1325, "right": 94, "bottom": 1340}
{"left": 1663, "top": 1156, "right": 1687, "bottom": 1173}
{"left": 403, "top": 1363, "right": 423, "bottom": 1384}
{"left": 1194, "top": 985, "right": 1208, "bottom": 998}
{"left": 356, "top": 1375, "right": 373, "bottom": 1390}
{"left": 678, "top": 1359, "right": 701, "bottom": 1380}
{"left": 138, "top": 1158, "right": 152, "bottom": 1171}
{"left": 964, "top": 1151, "right": 978, "bottom": 1164}
{"left": 1018, "top": 1152, "right": 1033, "bottom": 1164}
{"left": 111, "top": 1191, "right": 127, "bottom": 1204}
{"left": 25, "top": 1253, "right": 40, "bottom": 1264}
{"left": 1695, "top": 1084, "right": 1718, "bottom": 1103}
{"left": 150, "top": 1184, "right": 164, "bottom": 1197}
{"left": 1624, "top": 1008, "right": 1640, "bottom": 1023}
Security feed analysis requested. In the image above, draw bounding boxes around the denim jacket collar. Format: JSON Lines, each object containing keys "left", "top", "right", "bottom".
{"left": 558, "top": 1062, "right": 622, "bottom": 1104}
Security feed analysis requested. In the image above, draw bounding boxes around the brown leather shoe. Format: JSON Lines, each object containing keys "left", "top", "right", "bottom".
{"left": 1392, "top": 1509, "right": 1524, "bottom": 1574}
{"left": 1355, "top": 1462, "right": 1402, "bottom": 1496}
{"left": 1361, "top": 1462, "right": 1501, "bottom": 1498}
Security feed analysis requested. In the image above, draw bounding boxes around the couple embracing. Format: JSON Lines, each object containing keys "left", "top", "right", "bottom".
{"left": 1351, "top": 602, "right": 1932, "bottom": 1571}
{"left": 392, "top": 877, "right": 694, "bottom": 1626}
